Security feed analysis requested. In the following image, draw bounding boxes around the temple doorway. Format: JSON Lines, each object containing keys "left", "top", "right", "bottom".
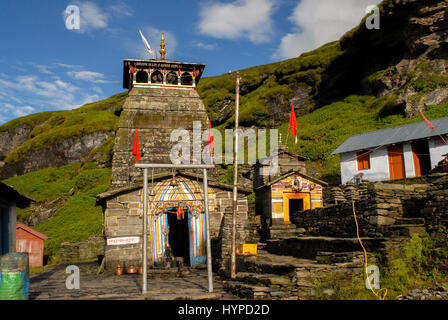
{"left": 167, "top": 207, "right": 190, "bottom": 266}
{"left": 288, "top": 199, "right": 303, "bottom": 224}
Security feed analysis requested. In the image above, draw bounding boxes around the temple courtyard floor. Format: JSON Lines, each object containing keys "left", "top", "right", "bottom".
{"left": 29, "top": 261, "right": 237, "bottom": 300}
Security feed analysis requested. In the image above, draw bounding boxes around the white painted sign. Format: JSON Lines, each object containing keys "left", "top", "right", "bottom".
{"left": 107, "top": 236, "right": 140, "bottom": 246}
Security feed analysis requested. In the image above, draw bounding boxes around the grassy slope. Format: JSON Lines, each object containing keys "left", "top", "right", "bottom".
{"left": 1, "top": 92, "right": 127, "bottom": 163}
{"left": 4, "top": 162, "right": 111, "bottom": 263}
{"left": 197, "top": 41, "right": 343, "bottom": 127}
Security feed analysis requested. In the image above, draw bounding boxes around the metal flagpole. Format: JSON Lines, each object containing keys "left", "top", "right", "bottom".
{"left": 203, "top": 168, "right": 213, "bottom": 292}
{"left": 230, "top": 72, "right": 241, "bottom": 279}
{"left": 142, "top": 168, "right": 148, "bottom": 294}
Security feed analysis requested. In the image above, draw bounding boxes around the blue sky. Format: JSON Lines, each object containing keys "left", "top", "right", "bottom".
{"left": 0, "top": 0, "right": 381, "bottom": 125}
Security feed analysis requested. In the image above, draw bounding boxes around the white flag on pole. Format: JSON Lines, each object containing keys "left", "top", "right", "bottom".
{"left": 139, "top": 29, "right": 156, "bottom": 59}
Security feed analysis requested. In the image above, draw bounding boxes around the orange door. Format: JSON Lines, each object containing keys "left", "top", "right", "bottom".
{"left": 411, "top": 141, "right": 431, "bottom": 177}
{"left": 388, "top": 144, "right": 405, "bottom": 180}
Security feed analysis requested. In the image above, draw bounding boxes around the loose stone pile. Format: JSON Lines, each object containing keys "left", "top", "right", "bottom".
{"left": 398, "top": 284, "right": 448, "bottom": 300}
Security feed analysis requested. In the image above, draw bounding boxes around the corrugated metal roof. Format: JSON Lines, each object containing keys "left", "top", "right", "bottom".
{"left": 332, "top": 117, "right": 448, "bottom": 155}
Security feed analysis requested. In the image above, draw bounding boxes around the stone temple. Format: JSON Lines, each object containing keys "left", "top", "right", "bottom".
{"left": 99, "top": 34, "right": 251, "bottom": 271}
{"left": 111, "top": 33, "right": 208, "bottom": 189}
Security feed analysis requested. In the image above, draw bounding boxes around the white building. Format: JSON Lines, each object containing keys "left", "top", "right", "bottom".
{"left": 333, "top": 117, "right": 448, "bottom": 184}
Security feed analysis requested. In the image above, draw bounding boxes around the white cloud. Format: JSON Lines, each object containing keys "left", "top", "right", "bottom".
{"left": 109, "top": 2, "right": 134, "bottom": 17}
{"left": 67, "top": 70, "right": 108, "bottom": 83}
{"left": 62, "top": 1, "right": 133, "bottom": 34}
{"left": 13, "top": 106, "right": 35, "bottom": 118}
{"left": 1, "top": 73, "right": 97, "bottom": 113}
{"left": 62, "top": 1, "right": 109, "bottom": 33}
{"left": 198, "top": 0, "right": 275, "bottom": 44}
{"left": 274, "top": 0, "right": 382, "bottom": 59}
{"left": 78, "top": 1, "right": 109, "bottom": 31}
{"left": 196, "top": 41, "right": 218, "bottom": 51}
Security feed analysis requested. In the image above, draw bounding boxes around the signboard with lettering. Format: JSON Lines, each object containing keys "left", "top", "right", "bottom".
{"left": 107, "top": 236, "right": 140, "bottom": 246}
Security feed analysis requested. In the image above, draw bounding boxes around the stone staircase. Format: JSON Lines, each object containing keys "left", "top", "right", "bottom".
{"left": 223, "top": 207, "right": 428, "bottom": 299}
{"left": 383, "top": 218, "right": 426, "bottom": 237}
{"left": 268, "top": 223, "right": 306, "bottom": 239}
{"left": 222, "top": 235, "right": 383, "bottom": 300}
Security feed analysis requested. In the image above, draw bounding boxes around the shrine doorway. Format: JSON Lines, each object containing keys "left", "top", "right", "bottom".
{"left": 166, "top": 207, "right": 190, "bottom": 266}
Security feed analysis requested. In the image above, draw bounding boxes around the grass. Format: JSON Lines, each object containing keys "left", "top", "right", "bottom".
{"left": 4, "top": 162, "right": 111, "bottom": 263}
{"left": 3, "top": 92, "right": 127, "bottom": 164}
{"left": 197, "top": 41, "right": 343, "bottom": 127}
{"left": 312, "top": 229, "right": 448, "bottom": 300}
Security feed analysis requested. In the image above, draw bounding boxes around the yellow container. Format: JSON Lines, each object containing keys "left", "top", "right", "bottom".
{"left": 239, "top": 244, "right": 257, "bottom": 255}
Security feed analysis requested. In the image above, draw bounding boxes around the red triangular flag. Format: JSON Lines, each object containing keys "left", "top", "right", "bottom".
{"left": 132, "top": 129, "right": 141, "bottom": 163}
{"left": 207, "top": 122, "right": 215, "bottom": 155}
{"left": 289, "top": 105, "right": 298, "bottom": 144}
{"left": 420, "top": 111, "right": 435, "bottom": 130}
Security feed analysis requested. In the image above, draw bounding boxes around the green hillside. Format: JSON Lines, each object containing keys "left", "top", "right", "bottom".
{"left": 1, "top": 92, "right": 127, "bottom": 164}
{"left": 4, "top": 162, "right": 111, "bottom": 263}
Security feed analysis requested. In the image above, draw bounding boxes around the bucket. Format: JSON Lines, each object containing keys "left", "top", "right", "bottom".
{"left": 0, "top": 253, "right": 30, "bottom": 300}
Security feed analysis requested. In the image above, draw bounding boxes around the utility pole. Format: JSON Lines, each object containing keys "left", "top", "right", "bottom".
{"left": 230, "top": 71, "right": 241, "bottom": 279}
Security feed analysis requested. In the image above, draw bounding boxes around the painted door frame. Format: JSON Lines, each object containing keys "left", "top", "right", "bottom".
{"left": 188, "top": 210, "right": 207, "bottom": 266}
{"left": 282, "top": 193, "right": 311, "bottom": 224}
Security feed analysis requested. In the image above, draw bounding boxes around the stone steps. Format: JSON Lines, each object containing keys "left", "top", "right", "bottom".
{"left": 395, "top": 218, "right": 425, "bottom": 225}
{"left": 315, "top": 251, "right": 371, "bottom": 265}
{"left": 265, "top": 236, "right": 387, "bottom": 260}
{"left": 222, "top": 280, "right": 272, "bottom": 300}
{"left": 269, "top": 229, "right": 306, "bottom": 239}
{"left": 235, "top": 272, "right": 293, "bottom": 287}
{"left": 385, "top": 224, "right": 426, "bottom": 237}
{"left": 223, "top": 277, "right": 297, "bottom": 300}
{"left": 242, "top": 250, "right": 317, "bottom": 275}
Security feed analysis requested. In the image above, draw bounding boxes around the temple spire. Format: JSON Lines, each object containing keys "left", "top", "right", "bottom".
{"left": 159, "top": 32, "right": 167, "bottom": 59}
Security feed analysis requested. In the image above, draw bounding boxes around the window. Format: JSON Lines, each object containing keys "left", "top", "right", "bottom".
{"left": 357, "top": 151, "right": 371, "bottom": 170}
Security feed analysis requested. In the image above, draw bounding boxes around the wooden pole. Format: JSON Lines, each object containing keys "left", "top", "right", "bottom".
{"left": 231, "top": 72, "right": 241, "bottom": 279}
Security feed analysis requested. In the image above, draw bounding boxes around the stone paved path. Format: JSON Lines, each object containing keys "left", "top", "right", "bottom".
{"left": 29, "top": 262, "right": 237, "bottom": 300}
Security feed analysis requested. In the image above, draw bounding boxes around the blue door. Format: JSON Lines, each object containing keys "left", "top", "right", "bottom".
{"left": 0, "top": 207, "right": 10, "bottom": 255}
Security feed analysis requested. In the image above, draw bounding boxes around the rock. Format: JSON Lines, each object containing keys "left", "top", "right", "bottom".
{"left": 322, "top": 289, "right": 336, "bottom": 296}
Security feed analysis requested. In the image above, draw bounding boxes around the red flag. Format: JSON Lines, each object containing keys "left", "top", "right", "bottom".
{"left": 289, "top": 105, "right": 298, "bottom": 144}
{"left": 420, "top": 111, "right": 435, "bottom": 130}
{"left": 132, "top": 129, "right": 141, "bottom": 163}
{"left": 207, "top": 122, "right": 215, "bottom": 155}
{"left": 129, "top": 65, "right": 136, "bottom": 75}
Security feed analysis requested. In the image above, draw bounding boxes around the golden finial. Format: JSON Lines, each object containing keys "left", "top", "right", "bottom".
{"left": 159, "top": 32, "right": 167, "bottom": 59}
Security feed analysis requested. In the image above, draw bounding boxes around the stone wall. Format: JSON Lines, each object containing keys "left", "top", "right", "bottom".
{"left": 424, "top": 174, "right": 448, "bottom": 227}
{"left": 297, "top": 182, "right": 430, "bottom": 238}
{"left": 215, "top": 192, "right": 250, "bottom": 274}
{"left": 111, "top": 87, "right": 209, "bottom": 189}
{"left": 60, "top": 236, "right": 105, "bottom": 263}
